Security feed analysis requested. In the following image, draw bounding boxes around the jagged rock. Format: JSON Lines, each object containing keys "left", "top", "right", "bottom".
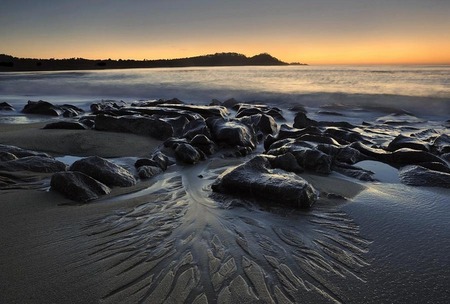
{"left": 399, "top": 165, "right": 450, "bottom": 188}
{"left": 164, "top": 137, "right": 189, "bottom": 149}
{"left": 90, "top": 100, "right": 126, "bottom": 113}
{"left": 0, "top": 102, "right": 14, "bottom": 111}
{"left": 386, "top": 134, "right": 429, "bottom": 152}
{"left": 212, "top": 156, "right": 317, "bottom": 208}
{"left": 190, "top": 134, "right": 216, "bottom": 155}
{"left": 207, "top": 118, "right": 257, "bottom": 150}
{"left": 70, "top": 156, "right": 136, "bottom": 187}
{"left": 317, "top": 144, "right": 363, "bottom": 164}
{"left": 222, "top": 98, "right": 240, "bottom": 108}
{"left": 43, "top": 121, "right": 87, "bottom": 130}
{"left": 50, "top": 171, "right": 110, "bottom": 202}
{"left": 0, "top": 156, "right": 66, "bottom": 173}
{"left": 137, "top": 166, "right": 163, "bottom": 179}
{"left": 174, "top": 143, "right": 202, "bottom": 164}
{"left": 94, "top": 114, "right": 173, "bottom": 140}
{"left": 162, "top": 116, "right": 189, "bottom": 136}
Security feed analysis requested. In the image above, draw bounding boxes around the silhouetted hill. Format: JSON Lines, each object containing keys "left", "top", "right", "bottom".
{"left": 0, "top": 52, "right": 302, "bottom": 72}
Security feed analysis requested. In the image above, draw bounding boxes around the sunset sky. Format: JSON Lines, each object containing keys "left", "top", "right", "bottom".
{"left": 1, "top": 0, "right": 450, "bottom": 65}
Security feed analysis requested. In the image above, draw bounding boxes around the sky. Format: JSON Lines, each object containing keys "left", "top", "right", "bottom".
{"left": 1, "top": 0, "right": 450, "bottom": 64}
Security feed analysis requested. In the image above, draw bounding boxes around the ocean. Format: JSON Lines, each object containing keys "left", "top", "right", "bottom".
{"left": 1, "top": 65, "right": 449, "bottom": 119}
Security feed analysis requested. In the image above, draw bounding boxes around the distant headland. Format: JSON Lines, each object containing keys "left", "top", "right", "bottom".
{"left": 0, "top": 52, "right": 307, "bottom": 72}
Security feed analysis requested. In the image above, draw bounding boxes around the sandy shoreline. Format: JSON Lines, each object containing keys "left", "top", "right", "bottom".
{"left": 1, "top": 113, "right": 449, "bottom": 303}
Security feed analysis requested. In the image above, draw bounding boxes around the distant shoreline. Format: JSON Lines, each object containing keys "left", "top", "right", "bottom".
{"left": 0, "top": 52, "right": 307, "bottom": 72}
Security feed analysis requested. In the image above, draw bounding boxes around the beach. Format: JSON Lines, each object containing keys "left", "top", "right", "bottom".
{"left": 1, "top": 66, "right": 450, "bottom": 303}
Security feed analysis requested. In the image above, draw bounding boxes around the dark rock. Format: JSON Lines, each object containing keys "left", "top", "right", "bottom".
{"left": 50, "top": 171, "right": 110, "bottom": 202}
{"left": 316, "top": 144, "right": 363, "bottom": 164}
{"left": 78, "top": 116, "right": 95, "bottom": 129}
{"left": 323, "top": 127, "right": 365, "bottom": 144}
{"left": 137, "top": 166, "right": 163, "bottom": 179}
{"left": 135, "top": 151, "right": 169, "bottom": 171}
{"left": 43, "top": 121, "right": 87, "bottom": 130}
{"left": 207, "top": 118, "right": 257, "bottom": 150}
{"left": 376, "top": 113, "right": 424, "bottom": 125}
{"left": 22, "top": 100, "right": 62, "bottom": 116}
{"left": 212, "top": 156, "right": 317, "bottom": 208}
{"left": 131, "top": 98, "right": 184, "bottom": 107}
{"left": 266, "top": 152, "right": 304, "bottom": 173}
{"left": 399, "top": 165, "right": 450, "bottom": 188}
{"left": 21, "top": 101, "right": 83, "bottom": 117}
{"left": 350, "top": 142, "right": 393, "bottom": 163}
{"left": 317, "top": 111, "right": 344, "bottom": 116}
{"left": 0, "top": 102, "right": 14, "bottom": 111}
{"left": 432, "top": 134, "right": 450, "bottom": 155}
{"left": 296, "top": 134, "right": 341, "bottom": 146}
{"left": 182, "top": 118, "right": 211, "bottom": 139}
{"left": 209, "top": 99, "right": 222, "bottom": 106}
{"left": 237, "top": 114, "right": 277, "bottom": 135}
{"left": 90, "top": 100, "right": 126, "bottom": 113}
{"left": 293, "top": 149, "right": 332, "bottom": 174}
{"left": 163, "top": 116, "right": 189, "bottom": 136}
{"left": 386, "top": 134, "right": 429, "bottom": 152}
{"left": 164, "top": 137, "right": 189, "bottom": 149}
{"left": 0, "top": 156, "right": 67, "bottom": 173}
{"left": 222, "top": 98, "right": 240, "bottom": 108}
{"left": 293, "top": 112, "right": 354, "bottom": 129}
{"left": 235, "top": 104, "right": 285, "bottom": 121}
{"left": 95, "top": 114, "right": 173, "bottom": 140}
{"left": 391, "top": 148, "right": 446, "bottom": 165}
{"left": 289, "top": 105, "right": 307, "bottom": 113}
{"left": 174, "top": 143, "right": 202, "bottom": 164}
{"left": 333, "top": 162, "right": 375, "bottom": 181}
{"left": 70, "top": 156, "right": 136, "bottom": 187}
{"left": 190, "top": 134, "right": 216, "bottom": 155}
{"left": 0, "top": 152, "right": 18, "bottom": 161}
{"left": 0, "top": 144, "right": 51, "bottom": 158}
{"left": 415, "top": 162, "right": 450, "bottom": 174}
{"left": 157, "top": 104, "right": 229, "bottom": 119}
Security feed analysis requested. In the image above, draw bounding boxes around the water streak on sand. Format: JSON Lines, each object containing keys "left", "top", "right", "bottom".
{"left": 83, "top": 161, "right": 370, "bottom": 303}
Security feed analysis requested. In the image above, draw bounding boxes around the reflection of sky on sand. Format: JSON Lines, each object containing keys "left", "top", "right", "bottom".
{"left": 356, "top": 160, "right": 400, "bottom": 183}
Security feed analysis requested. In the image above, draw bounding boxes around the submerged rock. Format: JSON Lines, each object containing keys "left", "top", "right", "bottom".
{"left": 51, "top": 171, "right": 111, "bottom": 202}
{"left": 399, "top": 165, "right": 450, "bottom": 188}
{"left": 0, "top": 156, "right": 66, "bottom": 173}
{"left": 70, "top": 156, "right": 136, "bottom": 187}
{"left": 212, "top": 156, "right": 317, "bottom": 208}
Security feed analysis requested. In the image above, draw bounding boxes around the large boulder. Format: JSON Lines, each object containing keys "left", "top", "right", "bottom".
{"left": 399, "top": 165, "right": 450, "bottom": 188}
{"left": 207, "top": 118, "right": 257, "bottom": 150}
{"left": 386, "top": 134, "right": 429, "bottom": 152}
{"left": 237, "top": 114, "right": 277, "bottom": 136}
{"left": 137, "top": 166, "right": 163, "bottom": 179}
{"left": 212, "top": 156, "right": 317, "bottom": 208}
{"left": 0, "top": 156, "right": 67, "bottom": 173}
{"left": 70, "top": 156, "right": 136, "bottom": 187}
{"left": 50, "top": 171, "right": 111, "bottom": 202}
{"left": 0, "top": 102, "right": 14, "bottom": 111}
{"left": 94, "top": 114, "right": 173, "bottom": 140}
{"left": 21, "top": 100, "right": 84, "bottom": 117}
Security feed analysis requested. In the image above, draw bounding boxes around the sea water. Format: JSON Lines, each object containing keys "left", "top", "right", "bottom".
{"left": 1, "top": 65, "right": 449, "bottom": 118}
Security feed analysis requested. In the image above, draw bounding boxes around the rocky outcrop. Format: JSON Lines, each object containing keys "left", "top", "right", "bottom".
{"left": 0, "top": 102, "right": 14, "bottom": 111}
{"left": 70, "top": 156, "right": 136, "bottom": 187}
{"left": 212, "top": 156, "right": 317, "bottom": 208}
{"left": 94, "top": 114, "right": 173, "bottom": 140}
{"left": 0, "top": 156, "right": 67, "bottom": 173}
{"left": 399, "top": 165, "right": 450, "bottom": 188}
{"left": 0, "top": 144, "right": 51, "bottom": 158}
{"left": 293, "top": 112, "right": 354, "bottom": 129}
{"left": 50, "top": 171, "right": 111, "bottom": 202}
